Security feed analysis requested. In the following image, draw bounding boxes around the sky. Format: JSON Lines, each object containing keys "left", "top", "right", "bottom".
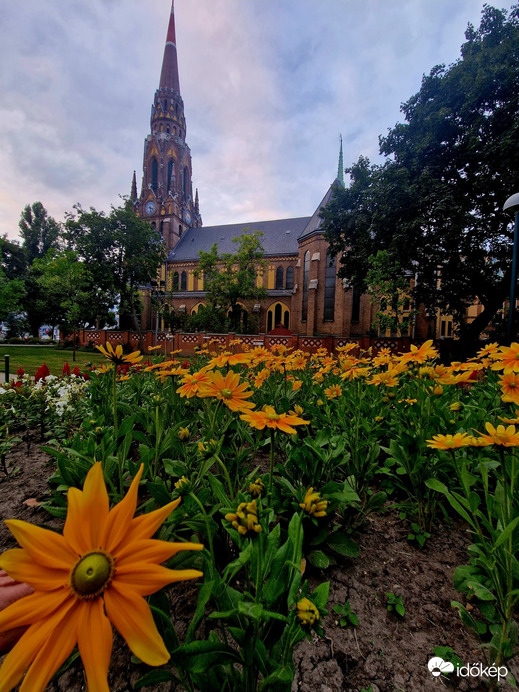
{"left": 0, "top": 0, "right": 515, "bottom": 242}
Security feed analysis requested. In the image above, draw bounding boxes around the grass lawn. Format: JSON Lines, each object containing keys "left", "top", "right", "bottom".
{"left": 0, "top": 345, "right": 106, "bottom": 377}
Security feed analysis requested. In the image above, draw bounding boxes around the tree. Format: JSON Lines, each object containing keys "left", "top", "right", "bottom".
{"left": 65, "top": 201, "right": 166, "bottom": 339}
{"left": 17, "top": 203, "right": 62, "bottom": 336}
{"left": 321, "top": 4, "right": 519, "bottom": 352}
{"left": 0, "top": 237, "right": 26, "bottom": 322}
{"left": 195, "top": 231, "right": 267, "bottom": 332}
{"left": 19, "top": 202, "right": 61, "bottom": 265}
{"left": 365, "top": 250, "right": 418, "bottom": 336}
{"left": 33, "top": 250, "right": 115, "bottom": 359}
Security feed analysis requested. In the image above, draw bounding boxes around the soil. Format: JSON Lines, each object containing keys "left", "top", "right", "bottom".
{"left": 1, "top": 439, "right": 517, "bottom": 691}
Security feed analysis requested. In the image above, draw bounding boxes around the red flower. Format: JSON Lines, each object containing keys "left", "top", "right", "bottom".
{"left": 35, "top": 363, "right": 50, "bottom": 382}
{"left": 82, "top": 372, "right": 90, "bottom": 380}
{"left": 62, "top": 362, "right": 71, "bottom": 376}
{"left": 73, "top": 366, "right": 80, "bottom": 377}
{"left": 17, "top": 367, "right": 24, "bottom": 378}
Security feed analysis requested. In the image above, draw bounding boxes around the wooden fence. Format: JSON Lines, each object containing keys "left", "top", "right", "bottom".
{"left": 76, "top": 329, "right": 418, "bottom": 356}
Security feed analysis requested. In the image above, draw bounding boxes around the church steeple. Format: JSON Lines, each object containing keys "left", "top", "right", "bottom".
{"left": 130, "top": 170, "right": 137, "bottom": 201}
{"left": 336, "top": 135, "right": 344, "bottom": 187}
{"left": 137, "top": 0, "right": 201, "bottom": 252}
{"left": 159, "top": 0, "right": 181, "bottom": 94}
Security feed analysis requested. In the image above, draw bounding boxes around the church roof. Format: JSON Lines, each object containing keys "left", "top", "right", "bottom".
{"left": 168, "top": 216, "right": 312, "bottom": 261}
{"left": 295, "top": 183, "right": 338, "bottom": 241}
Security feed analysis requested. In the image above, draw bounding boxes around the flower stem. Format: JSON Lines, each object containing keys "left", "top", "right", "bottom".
{"left": 268, "top": 429, "right": 275, "bottom": 495}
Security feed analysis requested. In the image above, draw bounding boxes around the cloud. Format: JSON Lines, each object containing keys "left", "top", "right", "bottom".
{"left": 0, "top": 0, "right": 514, "bottom": 240}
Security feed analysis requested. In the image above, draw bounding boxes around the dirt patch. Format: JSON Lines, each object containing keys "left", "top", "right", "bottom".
{"left": 1, "top": 441, "right": 517, "bottom": 691}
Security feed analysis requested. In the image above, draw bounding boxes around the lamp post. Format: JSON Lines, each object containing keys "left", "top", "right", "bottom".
{"left": 504, "top": 193, "right": 519, "bottom": 342}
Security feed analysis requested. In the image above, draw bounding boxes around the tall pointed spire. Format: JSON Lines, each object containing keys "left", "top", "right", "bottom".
{"left": 336, "top": 134, "right": 344, "bottom": 187}
{"left": 130, "top": 170, "right": 138, "bottom": 201}
{"left": 159, "top": 0, "right": 180, "bottom": 95}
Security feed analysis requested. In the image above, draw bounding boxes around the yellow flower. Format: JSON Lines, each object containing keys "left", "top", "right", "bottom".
{"left": 0, "top": 463, "right": 202, "bottom": 692}
{"left": 300, "top": 487, "right": 328, "bottom": 517}
{"left": 490, "top": 343, "right": 519, "bottom": 374}
{"left": 324, "top": 384, "right": 342, "bottom": 399}
{"left": 148, "top": 345, "right": 163, "bottom": 351}
{"left": 174, "top": 475, "right": 189, "bottom": 490}
{"left": 197, "top": 370, "right": 255, "bottom": 412}
{"left": 499, "top": 372, "right": 519, "bottom": 401}
{"left": 398, "top": 339, "right": 438, "bottom": 365}
{"left": 178, "top": 427, "right": 190, "bottom": 441}
{"left": 476, "top": 422, "right": 519, "bottom": 446}
{"left": 292, "top": 405, "right": 304, "bottom": 416}
{"left": 225, "top": 500, "right": 262, "bottom": 535}
{"left": 249, "top": 478, "right": 265, "bottom": 498}
{"left": 297, "top": 597, "right": 319, "bottom": 627}
{"left": 499, "top": 409, "right": 519, "bottom": 424}
{"left": 97, "top": 363, "right": 114, "bottom": 374}
{"left": 426, "top": 433, "right": 470, "bottom": 450}
{"left": 449, "top": 402, "right": 462, "bottom": 411}
{"left": 176, "top": 367, "right": 213, "bottom": 398}
{"left": 291, "top": 379, "right": 303, "bottom": 392}
{"left": 240, "top": 405, "right": 310, "bottom": 435}
{"left": 96, "top": 342, "right": 143, "bottom": 367}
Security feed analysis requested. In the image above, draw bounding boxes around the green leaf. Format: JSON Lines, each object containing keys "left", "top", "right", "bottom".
{"left": 327, "top": 531, "right": 359, "bottom": 558}
{"left": 185, "top": 579, "right": 215, "bottom": 643}
{"left": 493, "top": 515, "right": 519, "bottom": 550}
{"left": 171, "top": 641, "right": 241, "bottom": 673}
{"left": 307, "top": 550, "right": 329, "bottom": 569}
{"left": 134, "top": 670, "right": 178, "bottom": 688}
{"left": 311, "top": 581, "right": 330, "bottom": 610}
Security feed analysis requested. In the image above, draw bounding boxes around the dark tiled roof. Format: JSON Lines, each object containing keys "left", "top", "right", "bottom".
{"left": 168, "top": 217, "right": 311, "bottom": 261}
{"left": 298, "top": 184, "right": 337, "bottom": 240}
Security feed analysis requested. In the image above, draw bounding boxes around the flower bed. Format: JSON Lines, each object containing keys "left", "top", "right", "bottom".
{"left": 0, "top": 340, "right": 518, "bottom": 690}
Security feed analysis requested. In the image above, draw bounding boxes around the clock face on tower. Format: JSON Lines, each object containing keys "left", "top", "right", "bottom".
{"left": 145, "top": 201, "right": 156, "bottom": 215}
{"left": 184, "top": 209, "right": 192, "bottom": 225}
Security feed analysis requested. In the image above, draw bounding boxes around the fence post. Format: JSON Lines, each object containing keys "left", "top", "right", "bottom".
{"left": 4, "top": 354, "right": 9, "bottom": 382}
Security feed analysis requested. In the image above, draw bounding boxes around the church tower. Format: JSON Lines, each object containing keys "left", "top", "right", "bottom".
{"left": 135, "top": 0, "right": 201, "bottom": 252}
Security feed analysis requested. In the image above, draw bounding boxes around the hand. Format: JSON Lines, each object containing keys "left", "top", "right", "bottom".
{"left": 0, "top": 570, "right": 33, "bottom": 652}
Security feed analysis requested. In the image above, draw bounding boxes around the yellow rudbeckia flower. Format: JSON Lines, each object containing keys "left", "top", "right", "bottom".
{"left": 0, "top": 463, "right": 202, "bottom": 692}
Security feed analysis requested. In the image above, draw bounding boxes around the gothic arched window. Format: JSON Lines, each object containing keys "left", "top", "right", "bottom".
{"left": 285, "top": 266, "right": 294, "bottom": 290}
{"left": 180, "top": 271, "right": 187, "bottom": 291}
{"left": 302, "top": 251, "right": 310, "bottom": 322}
{"left": 275, "top": 266, "right": 283, "bottom": 289}
{"left": 172, "top": 272, "right": 179, "bottom": 291}
{"left": 323, "top": 251, "right": 336, "bottom": 321}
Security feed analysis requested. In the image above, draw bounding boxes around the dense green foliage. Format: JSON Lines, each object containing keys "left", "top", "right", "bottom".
{"left": 321, "top": 4, "right": 519, "bottom": 349}
{"left": 1, "top": 201, "right": 165, "bottom": 339}
{"left": 195, "top": 231, "right": 267, "bottom": 332}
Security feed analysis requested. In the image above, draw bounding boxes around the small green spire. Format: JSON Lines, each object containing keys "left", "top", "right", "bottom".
{"left": 337, "top": 134, "right": 344, "bottom": 187}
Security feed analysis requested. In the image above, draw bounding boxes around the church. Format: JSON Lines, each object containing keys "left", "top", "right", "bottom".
{"left": 132, "top": 1, "right": 432, "bottom": 340}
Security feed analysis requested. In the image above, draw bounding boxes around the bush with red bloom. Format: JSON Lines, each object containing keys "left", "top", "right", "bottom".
{"left": 16, "top": 367, "right": 24, "bottom": 379}
{"left": 62, "top": 363, "right": 71, "bottom": 376}
{"left": 34, "top": 364, "right": 50, "bottom": 383}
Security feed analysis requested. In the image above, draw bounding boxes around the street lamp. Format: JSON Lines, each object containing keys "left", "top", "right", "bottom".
{"left": 504, "top": 192, "right": 519, "bottom": 341}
